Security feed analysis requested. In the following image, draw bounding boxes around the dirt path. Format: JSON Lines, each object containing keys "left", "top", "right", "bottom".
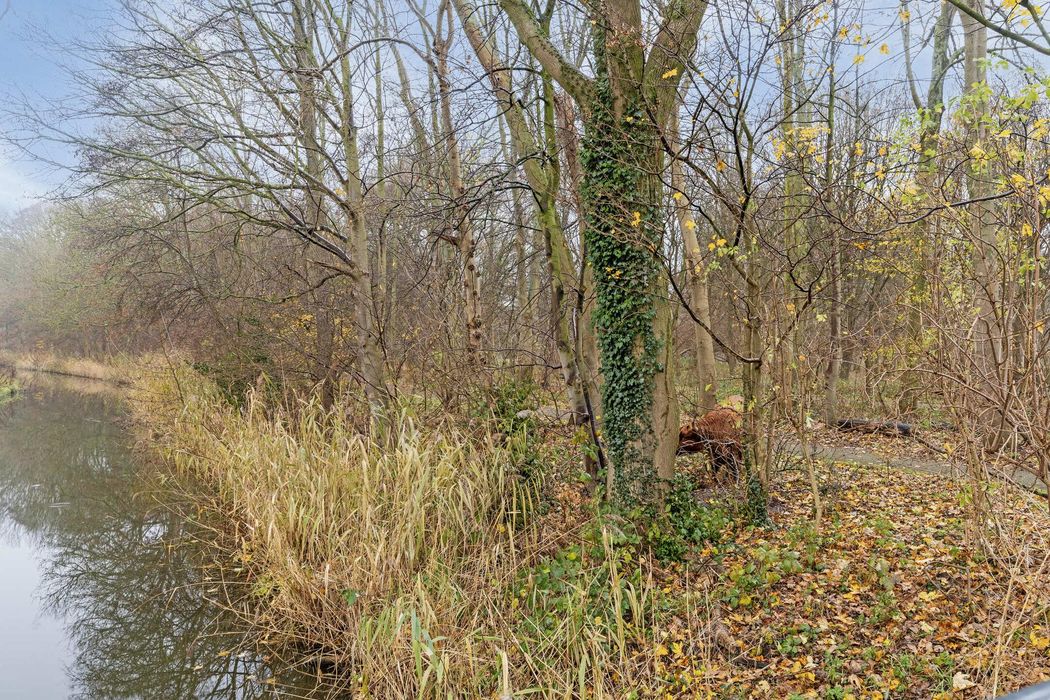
{"left": 787, "top": 440, "right": 1048, "bottom": 493}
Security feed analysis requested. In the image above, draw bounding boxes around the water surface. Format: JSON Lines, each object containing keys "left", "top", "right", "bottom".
{"left": 0, "top": 382, "right": 328, "bottom": 699}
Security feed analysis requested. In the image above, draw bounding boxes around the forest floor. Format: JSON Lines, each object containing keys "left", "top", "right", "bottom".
{"left": 580, "top": 450, "right": 1050, "bottom": 698}
{"left": 530, "top": 411, "right": 1050, "bottom": 698}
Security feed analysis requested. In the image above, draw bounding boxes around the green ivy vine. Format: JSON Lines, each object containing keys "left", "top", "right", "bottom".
{"left": 580, "top": 26, "right": 665, "bottom": 509}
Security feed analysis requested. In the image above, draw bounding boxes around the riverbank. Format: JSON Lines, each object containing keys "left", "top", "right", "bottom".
{"left": 7, "top": 355, "right": 1050, "bottom": 697}
{"left": 128, "top": 366, "right": 1050, "bottom": 698}
{"left": 131, "top": 366, "right": 648, "bottom": 697}
{"left": 0, "top": 351, "right": 136, "bottom": 386}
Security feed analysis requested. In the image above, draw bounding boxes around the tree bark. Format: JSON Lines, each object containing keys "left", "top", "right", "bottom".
{"left": 497, "top": 0, "right": 707, "bottom": 507}
{"left": 670, "top": 114, "right": 718, "bottom": 411}
{"left": 433, "top": 6, "right": 484, "bottom": 364}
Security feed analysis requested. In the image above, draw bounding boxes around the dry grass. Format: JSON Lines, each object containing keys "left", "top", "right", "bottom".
{"left": 133, "top": 366, "right": 667, "bottom": 698}
{"left": 0, "top": 350, "right": 141, "bottom": 385}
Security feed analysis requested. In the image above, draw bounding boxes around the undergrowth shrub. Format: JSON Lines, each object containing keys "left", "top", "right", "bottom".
{"left": 472, "top": 377, "right": 539, "bottom": 435}
{"left": 0, "top": 370, "right": 17, "bottom": 398}
{"left": 134, "top": 367, "right": 667, "bottom": 698}
{"left": 723, "top": 545, "right": 803, "bottom": 609}
{"left": 648, "top": 472, "right": 729, "bottom": 561}
{"left": 474, "top": 377, "right": 548, "bottom": 489}
{"left": 190, "top": 350, "right": 278, "bottom": 409}
{"left": 511, "top": 516, "right": 659, "bottom": 672}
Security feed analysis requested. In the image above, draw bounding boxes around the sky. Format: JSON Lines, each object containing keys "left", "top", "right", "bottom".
{"left": 0, "top": 0, "right": 1046, "bottom": 218}
{"left": 0, "top": 0, "right": 113, "bottom": 216}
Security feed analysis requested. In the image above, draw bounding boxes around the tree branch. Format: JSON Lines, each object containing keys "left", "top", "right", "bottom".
{"left": 497, "top": 0, "right": 595, "bottom": 102}
{"left": 946, "top": 0, "right": 1050, "bottom": 55}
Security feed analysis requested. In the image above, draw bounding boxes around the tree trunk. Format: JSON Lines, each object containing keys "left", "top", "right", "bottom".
{"left": 433, "top": 7, "right": 483, "bottom": 365}
{"left": 337, "top": 10, "right": 386, "bottom": 415}
{"left": 496, "top": 0, "right": 706, "bottom": 508}
{"left": 293, "top": 0, "right": 339, "bottom": 409}
{"left": 580, "top": 12, "right": 677, "bottom": 507}
{"left": 670, "top": 114, "right": 718, "bottom": 411}
{"left": 823, "top": 57, "right": 842, "bottom": 426}
{"left": 453, "top": 0, "right": 596, "bottom": 452}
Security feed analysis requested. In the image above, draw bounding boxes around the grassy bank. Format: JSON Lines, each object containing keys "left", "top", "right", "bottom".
{"left": 133, "top": 368, "right": 672, "bottom": 697}
{"left": 0, "top": 351, "right": 137, "bottom": 385}
{"left": 123, "top": 365, "right": 1050, "bottom": 698}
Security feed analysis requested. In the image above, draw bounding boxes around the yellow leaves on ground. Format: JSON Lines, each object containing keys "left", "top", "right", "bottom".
{"left": 685, "top": 458, "right": 1050, "bottom": 698}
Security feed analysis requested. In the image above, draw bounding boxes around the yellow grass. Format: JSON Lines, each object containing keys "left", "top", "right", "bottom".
{"left": 132, "top": 366, "right": 661, "bottom": 697}
{"left": 0, "top": 350, "right": 141, "bottom": 385}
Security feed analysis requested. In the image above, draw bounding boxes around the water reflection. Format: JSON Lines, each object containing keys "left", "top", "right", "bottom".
{"left": 0, "top": 382, "right": 333, "bottom": 699}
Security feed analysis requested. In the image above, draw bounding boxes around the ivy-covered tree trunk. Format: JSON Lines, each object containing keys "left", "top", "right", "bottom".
{"left": 579, "top": 15, "right": 680, "bottom": 509}
{"left": 497, "top": 0, "right": 704, "bottom": 509}
{"left": 582, "top": 128, "right": 674, "bottom": 506}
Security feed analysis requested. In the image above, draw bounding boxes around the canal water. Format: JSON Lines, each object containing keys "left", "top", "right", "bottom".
{"left": 0, "top": 381, "right": 332, "bottom": 699}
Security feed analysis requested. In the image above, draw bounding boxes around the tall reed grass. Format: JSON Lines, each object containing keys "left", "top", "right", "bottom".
{"left": 135, "top": 367, "right": 665, "bottom": 697}
{"left": 0, "top": 350, "right": 139, "bottom": 385}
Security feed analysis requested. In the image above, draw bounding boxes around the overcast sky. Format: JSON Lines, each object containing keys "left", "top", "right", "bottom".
{"left": 0, "top": 0, "right": 1046, "bottom": 218}
{"left": 0, "top": 0, "right": 114, "bottom": 215}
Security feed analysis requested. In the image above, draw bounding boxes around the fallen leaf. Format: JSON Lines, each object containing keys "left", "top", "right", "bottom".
{"left": 953, "top": 671, "right": 976, "bottom": 691}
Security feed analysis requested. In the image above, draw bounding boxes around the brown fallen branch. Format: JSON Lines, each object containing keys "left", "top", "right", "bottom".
{"left": 835, "top": 418, "right": 914, "bottom": 436}
{"left": 835, "top": 418, "right": 948, "bottom": 455}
